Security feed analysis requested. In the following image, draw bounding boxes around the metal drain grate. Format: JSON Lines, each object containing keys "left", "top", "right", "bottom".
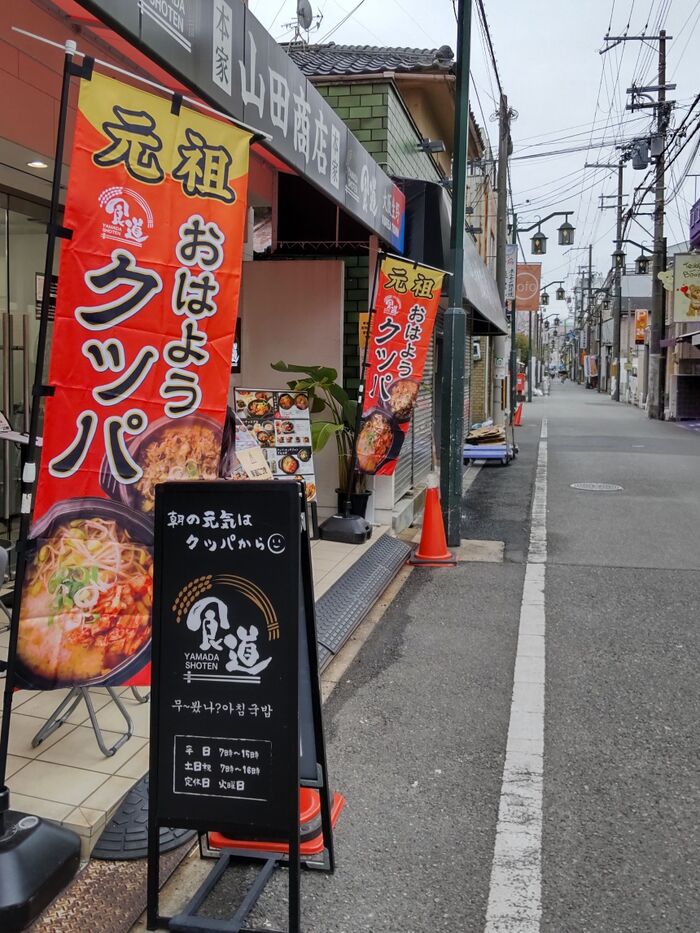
{"left": 315, "top": 534, "right": 410, "bottom": 664}
{"left": 570, "top": 482, "right": 623, "bottom": 491}
{"left": 91, "top": 775, "right": 195, "bottom": 860}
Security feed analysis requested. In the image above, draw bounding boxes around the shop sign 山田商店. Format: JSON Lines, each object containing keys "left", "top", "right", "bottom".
{"left": 74, "top": 0, "right": 406, "bottom": 252}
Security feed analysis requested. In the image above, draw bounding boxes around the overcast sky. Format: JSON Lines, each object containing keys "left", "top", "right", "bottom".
{"left": 253, "top": 0, "right": 699, "bottom": 313}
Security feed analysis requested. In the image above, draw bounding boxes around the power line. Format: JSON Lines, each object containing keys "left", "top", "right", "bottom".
{"left": 475, "top": 0, "right": 503, "bottom": 97}
{"left": 316, "top": 0, "right": 367, "bottom": 43}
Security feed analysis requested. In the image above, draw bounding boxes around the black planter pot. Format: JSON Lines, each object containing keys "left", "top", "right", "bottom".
{"left": 335, "top": 488, "right": 372, "bottom": 518}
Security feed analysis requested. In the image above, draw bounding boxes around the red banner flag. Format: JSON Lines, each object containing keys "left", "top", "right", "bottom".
{"left": 357, "top": 256, "right": 445, "bottom": 476}
{"left": 18, "top": 74, "right": 251, "bottom": 689}
{"left": 516, "top": 263, "right": 542, "bottom": 312}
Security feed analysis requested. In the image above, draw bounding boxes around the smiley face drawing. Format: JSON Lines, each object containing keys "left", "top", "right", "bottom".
{"left": 267, "top": 533, "right": 286, "bottom": 555}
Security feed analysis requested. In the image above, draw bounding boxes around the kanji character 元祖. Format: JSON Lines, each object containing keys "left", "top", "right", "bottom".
{"left": 173, "top": 128, "right": 236, "bottom": 203}
{"left": 93, "top": 106, "right": 164, "bottom": 184}
{"left": 385, "top": 266, "right": 409, "bottom": 293}
{"left": 411, "top": 272, "right": 438, "bottom": 299}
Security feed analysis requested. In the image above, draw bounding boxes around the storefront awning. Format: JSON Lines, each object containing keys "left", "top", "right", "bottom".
{"left": 397, "top": 178, "right": 508, "bottom": 336}
{"left": 673, "top": 329, "right": 700, "bottom": 347}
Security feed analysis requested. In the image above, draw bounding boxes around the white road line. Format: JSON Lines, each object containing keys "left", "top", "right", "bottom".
{"left": 485, "top": 419, "right": 548, "bottom": 933}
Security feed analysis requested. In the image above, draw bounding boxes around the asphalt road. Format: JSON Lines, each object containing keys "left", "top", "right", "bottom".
{"left": 203, "top": 382, "right": 700, "bottom": 932}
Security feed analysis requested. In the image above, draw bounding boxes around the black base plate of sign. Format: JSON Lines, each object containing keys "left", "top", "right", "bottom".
{"left": 0, "top": 811, "right": 81, "bottom": 931}
{"left": 318, "top": 513, "right": 371, "bottom": 544}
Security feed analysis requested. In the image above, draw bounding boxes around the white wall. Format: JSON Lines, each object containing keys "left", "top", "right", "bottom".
{"left": 232, "top": 259, "right": 345, "bottom": 516}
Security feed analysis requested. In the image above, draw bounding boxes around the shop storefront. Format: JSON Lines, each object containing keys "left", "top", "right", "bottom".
{"left": 0, "top": 0, "right": 408, "bottom": 534}
{"left": 0, "top": 0, "right": 418, "bottom": 871}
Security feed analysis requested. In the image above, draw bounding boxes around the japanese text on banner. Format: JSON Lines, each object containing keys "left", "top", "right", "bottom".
{"left": 18, "top": 73, "right": 251, "bottom": 691}
{"left": 357, "top": 256, "right": 444, "bottom": 476}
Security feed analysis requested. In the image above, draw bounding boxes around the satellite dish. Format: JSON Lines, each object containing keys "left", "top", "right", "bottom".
{"left": 297, "top": 0, "right": 313, "bottom": 30}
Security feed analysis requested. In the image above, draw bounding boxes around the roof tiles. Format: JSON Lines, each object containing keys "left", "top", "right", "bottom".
{"left": 285, "top": 42, "right": 455, "bottom": 77}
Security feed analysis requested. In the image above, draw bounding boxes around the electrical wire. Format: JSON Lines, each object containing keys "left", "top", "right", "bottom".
{"left": 316, "top": 0, "right": 367, "bottom": 43}
{"left": 474, "top": 0, "right": 503, "bottom": 98}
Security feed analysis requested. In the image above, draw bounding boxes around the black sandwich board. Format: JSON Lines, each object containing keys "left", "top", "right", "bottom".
{"left": 147, "top": 480, "right": 334, "bottom": 932}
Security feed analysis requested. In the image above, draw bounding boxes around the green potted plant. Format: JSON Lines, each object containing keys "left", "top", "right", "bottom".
{"left": 270, "top": 361, "right": 371, "bottom": 516}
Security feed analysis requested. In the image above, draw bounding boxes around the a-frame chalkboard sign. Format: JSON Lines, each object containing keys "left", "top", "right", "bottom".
{"left": 147, "top": 480, "right": 335, "bottom": 932}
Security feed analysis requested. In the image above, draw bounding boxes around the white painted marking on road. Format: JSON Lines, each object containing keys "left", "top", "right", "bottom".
{"left": 485, "top": 419, "right": 548, "bottom": 933}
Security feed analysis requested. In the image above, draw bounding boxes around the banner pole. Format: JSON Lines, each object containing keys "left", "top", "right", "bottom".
{"left": 0, "top": 40, "right": 80, "bottom": 804}
{"left": 341, "top": 252, "right": 383, "bottom": 513}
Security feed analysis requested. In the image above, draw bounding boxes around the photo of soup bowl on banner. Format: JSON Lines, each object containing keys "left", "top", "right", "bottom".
{"left": 98, "top": 412, "right": 224, "bottom": 515}
{"left": 355, "top": 408, "right": 405, "bottom": 475}
{"left": 17, "top": 497, "right": 154, "bottom": 689}
{"left": 385, "top": 378, "right": 420, "bottom": 422}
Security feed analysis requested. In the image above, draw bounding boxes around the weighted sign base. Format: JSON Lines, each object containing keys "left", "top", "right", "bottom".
{"left": 0, "top": 808, "right": 81, "bottom": 932}
{"left": 319, "top": 513, "right": 371, "bottom": 544}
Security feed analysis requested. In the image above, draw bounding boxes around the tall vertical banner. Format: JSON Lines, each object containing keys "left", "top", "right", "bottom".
{"left": 635, "top": 309, "right": 649, "bottom": 344}
{"left": 505, "top": 244, "right": 517, "bottom": 300}
{"left": 356, "top": 256, "right": 444, "bottom": 476}
{"left": 17, "top": 73, "right": 251, "bottom": 689}
{"left": 672, "top": 253, "right": 700, "bottom": 322}
{"left": 516, "top": 263, "right": 542, "bottom": 312}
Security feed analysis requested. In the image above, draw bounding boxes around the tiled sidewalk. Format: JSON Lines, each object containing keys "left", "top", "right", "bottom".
{"left": 0, "top": 528, "right": 388, "bottom": 857}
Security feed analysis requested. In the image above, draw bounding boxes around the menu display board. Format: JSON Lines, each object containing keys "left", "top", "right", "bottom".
{"left": 233, "top": 389, "right": 317, "bottom": 502}
{"left": 150, "top": 480, "right": 301, "bottom": 839}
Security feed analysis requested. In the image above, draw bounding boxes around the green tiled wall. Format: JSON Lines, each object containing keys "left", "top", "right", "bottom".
{"left": 316, "top": 81, "right": 440, "bottom": 395}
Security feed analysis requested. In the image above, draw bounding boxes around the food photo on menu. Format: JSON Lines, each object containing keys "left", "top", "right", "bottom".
{"left": 233, "top": 388, "right": 317, "bottom": 502}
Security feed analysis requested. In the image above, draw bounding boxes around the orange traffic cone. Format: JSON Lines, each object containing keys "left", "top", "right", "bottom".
{"left": 410, "top": 474, "right": 457, "bottom": 566}
{"left": 513, "top": 402, "right": 523, "bottom": 426}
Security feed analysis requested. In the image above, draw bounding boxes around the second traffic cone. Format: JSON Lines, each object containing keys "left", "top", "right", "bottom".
{"left": 410, "top": 475, "right": 456, "bottom": 566}
{"left": 513, "top": 402, "right": 523, "bottom": 426}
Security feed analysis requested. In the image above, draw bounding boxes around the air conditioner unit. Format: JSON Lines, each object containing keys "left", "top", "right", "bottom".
{"left": 472, "top": 340, "right": 481, "bottom": 361}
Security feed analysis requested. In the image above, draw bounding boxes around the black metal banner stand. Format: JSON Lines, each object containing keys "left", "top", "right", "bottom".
{"left": 0, "top": 40, "right": 94, "bottom": 931}
{"left": 147, "top": 487, "right": 334, "bottom": 933}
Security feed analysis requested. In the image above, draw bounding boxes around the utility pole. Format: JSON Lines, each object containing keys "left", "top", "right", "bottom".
{"left": 527, "top": 295, "right": 533, "bottom": 401}
{"left": 440, "top": 0, "right": 472, "bottom": 546}
{"left": 493, "top": 93, "right": 512, "bottom": 425}
{"left": 648, "top": 29, "right": 668, "bottom": 419}
{"left": 509, "top": 214, "right": 518, "bottom": 422}
{"left": 602, "top": 29, "right": 673, "bottom": 416}
{"left": 588, "top": 159, "right": 626, "bottom": 399}
{"left": 613, "top": 160, "right": 624, "bottom": 401}
{"left": 586, "top": 243, "right": 593, "bottom": 386}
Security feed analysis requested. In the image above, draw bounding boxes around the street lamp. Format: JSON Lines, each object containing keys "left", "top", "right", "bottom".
{"left": 612, "top": 248, "right": 626, "bottom": 271}
{"left": 617, "top": 239, "right": 656, "bottom": 276}
{"left": 520, "top": 211, "right": 576, "bottom": 256}
{"left": 635, "top": 250, "right": 651, "bottom": 275}
{"left": 541, "top": 289, "right": 549, "bottom": 305}
{"left": 555, "top": 285, "right": 566, "bottom": 301}
{"left": 531, "top": 227, "right": 547, "bottom": 255}
{"left": 558, "top": 219, "right": 575, "bottom": 246}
